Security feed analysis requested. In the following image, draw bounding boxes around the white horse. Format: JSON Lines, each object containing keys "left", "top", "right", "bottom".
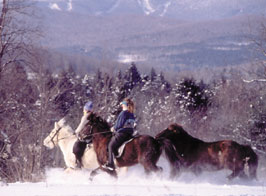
{"left": 43, "top": 118, "right": 99, "bottom": 172}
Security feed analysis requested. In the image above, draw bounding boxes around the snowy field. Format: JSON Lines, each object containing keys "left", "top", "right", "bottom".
{"left": 1, "top": 158, "right": 266, "bottom": 196}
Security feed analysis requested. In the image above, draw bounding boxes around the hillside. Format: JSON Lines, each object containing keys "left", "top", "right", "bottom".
{"left": 40, "top": 9, "right": 265, "bottom": 71}
{"left": 36, "top": 0, "right": 266, "bottom": 20}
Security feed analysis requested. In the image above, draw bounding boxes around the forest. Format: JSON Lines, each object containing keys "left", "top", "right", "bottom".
{"left": 0, "top": 60, "right": 265, "bottom": 182}
{"left": 0, "top": 0, "right": 265, "bottom": 183}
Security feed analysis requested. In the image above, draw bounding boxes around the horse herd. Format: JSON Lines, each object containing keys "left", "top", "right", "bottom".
{"left": 43, "top": 113, "right": 258, "bottom": 181}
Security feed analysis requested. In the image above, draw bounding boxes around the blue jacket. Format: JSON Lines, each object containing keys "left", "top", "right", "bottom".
{"left": 114, "top": 110, "right": 135, "bottom": 134}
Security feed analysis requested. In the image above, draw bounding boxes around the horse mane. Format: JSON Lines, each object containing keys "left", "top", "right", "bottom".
{"left": 89, "top": 113, "right": 110, "bottom": 131}
{"left": 57, "top": 118, "right": 74, "bottom": 134}
{"left": 168, "top": 123, "right": 184, "bottom": 132}
{"left": 58, "top": 118, "right": 66, "bottom": 127}
{"left": 168, "top": 123, "right": 188, "bottom": 136}
{"left": 168, "top": 123, "right": 203, "bottom": 143}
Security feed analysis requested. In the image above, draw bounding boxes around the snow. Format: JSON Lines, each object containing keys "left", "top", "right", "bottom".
{"left": 67, "top": 0, "right": 73, "bottom": 11}
{"left": 160, "top": 2, "right": 172, "bottom": 17}
{"left": 49, "top": 3, "right": 61, "bottom": 11}
{"left": 142, "top": 0, "right": 155, "bottom": 15}
{"left": 118, "top": 54, "right": 146, "bottom": 63}
{"left": 137, "top": 0, "right": 156, "bottom": 15}
{"left": 1, "top": 158, "right": 266, "bottom": 196}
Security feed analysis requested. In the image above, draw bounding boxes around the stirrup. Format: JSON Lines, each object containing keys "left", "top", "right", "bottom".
{"left": 102, "top": 163, "right": 115, "bottom": 171}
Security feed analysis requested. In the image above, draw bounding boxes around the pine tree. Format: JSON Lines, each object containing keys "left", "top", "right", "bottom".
{"left": 175, "top": 78, "right": 210, "bottom": 113}
{"left": 53, "top": 68, "right": 78, "bottom": 115}
{"left": 134, "top": 68, "right": 171, "bottom": 134}
{"left": 150, "top": 67, "right": 156, "bottom": 82}
{"left": 123, "top": 62, "right": 142, "bottom": 90}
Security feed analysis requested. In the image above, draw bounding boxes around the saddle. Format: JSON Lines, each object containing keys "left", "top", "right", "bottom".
{"left": 115, "top": 130, "right": 139, "bottom": 158}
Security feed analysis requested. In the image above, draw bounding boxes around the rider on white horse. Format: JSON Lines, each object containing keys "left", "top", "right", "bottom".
{"left": 73, "top": 101, "right": 93, "bottom": 168}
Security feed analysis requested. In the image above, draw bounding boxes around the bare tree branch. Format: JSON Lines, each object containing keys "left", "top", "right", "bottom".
{"left": 243, "top": 78, "right": 266, "bottom": 83}
{"left": 0, "top": 0, "right": 41, "bottom": 75}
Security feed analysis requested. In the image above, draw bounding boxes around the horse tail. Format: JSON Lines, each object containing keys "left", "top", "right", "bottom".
{"left": 244, "top": 145, "right": 258, "bottom": 180}
{"left": 156, "top": 137, "right": 181, "bottom": 178}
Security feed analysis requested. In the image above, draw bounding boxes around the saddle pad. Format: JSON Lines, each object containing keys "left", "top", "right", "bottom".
{"left": 116, "top": 138, "right": 134, "bottom": 158}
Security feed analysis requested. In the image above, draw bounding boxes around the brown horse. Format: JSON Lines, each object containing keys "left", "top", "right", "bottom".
{"left": 79, "top": 112, "right": 180, "bottom": 179}
{"left": 155, "top": 123, "right": 258, "bottom": 181}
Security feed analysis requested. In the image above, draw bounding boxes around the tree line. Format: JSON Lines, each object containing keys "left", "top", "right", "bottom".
{"left": 0, "top": 60, "right": 265, "bottom": 182}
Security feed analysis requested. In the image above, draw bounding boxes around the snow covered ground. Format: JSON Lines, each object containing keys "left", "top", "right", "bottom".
{"left": 1, "top": 159, "right": 266, "bottom": 196}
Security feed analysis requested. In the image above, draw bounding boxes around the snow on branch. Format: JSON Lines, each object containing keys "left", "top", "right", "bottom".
{"left": 243, "top": 79, "right": 266, "bottom": 83}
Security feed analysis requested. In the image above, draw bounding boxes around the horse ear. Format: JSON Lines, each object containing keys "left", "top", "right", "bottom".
{"left": 96, "top": 116, "right": 102, "bottom": 122}
{"left": 55, "top": 122, "right": 60, "bottom": 129}
{"left": 168, "top": 124, "right": 175, "bottom": 131}
{"left": 87, "top": 112, "right": 93, "bottom": 121}
{"left": 168, "top": 123, "right": 179, "bottom": 133}
{"left": 58, "top": 118, "right": 66, "bottom": 127}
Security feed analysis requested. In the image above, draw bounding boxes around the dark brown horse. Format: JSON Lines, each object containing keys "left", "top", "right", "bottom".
{"left": 155, "top": 123, "right": 258, "bottom": 180}
{"left": 79, "top": 113, "right": 180, "bottom": 179}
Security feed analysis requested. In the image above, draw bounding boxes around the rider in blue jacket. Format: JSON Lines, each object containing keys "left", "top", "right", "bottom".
{"left": 103, "top": 98, "right": 135, "bottom": 171}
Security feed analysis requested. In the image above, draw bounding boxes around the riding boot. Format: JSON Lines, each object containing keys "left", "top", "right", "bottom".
{"left": 102, "top": 152, "right": 115, "bottom": 171}
{"left": 102, "top": 146, "right": 115, "bottom": 171}
{"left": 103, "top": 131, "right": 132, "bottom": 171}
{"left": 73, "top": 140, "right": 86, "bottom": 169}
{"left": 76, "top": 158, "right": 82, "bottom": 169}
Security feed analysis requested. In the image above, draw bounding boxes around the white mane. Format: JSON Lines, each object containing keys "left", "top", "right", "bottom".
{"left": 58, "top": 118, "right": 74, "bottom": 134}
{"left": 58, "top": 118, "right": 66, "bottom": 127}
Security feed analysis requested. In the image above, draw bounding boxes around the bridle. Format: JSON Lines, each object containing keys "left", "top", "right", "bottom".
{"left": 48, "top": 126, "right": 67, "bottom": 147}
{"left": 83, "top": 120, "right": 111, "bottom": 139}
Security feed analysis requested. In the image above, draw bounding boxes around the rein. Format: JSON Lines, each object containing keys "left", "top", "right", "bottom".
{"left": 49, "top": 126, "right": 72, "bottom": 146}
{"left": 49, "top": 127, "right": 62, "bottom": 146}
{"left": 86, "top": 122, "right": 111, "bottom": 137}
{"left": 88, "top": 130, "right": 111, "bottom": 136}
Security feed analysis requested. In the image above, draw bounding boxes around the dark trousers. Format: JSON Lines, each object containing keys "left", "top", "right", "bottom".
{"left": 73, "top": 140, "right": 87, "bottom": 165}
{"left": 107, "top": 131, "right": 132, "bottom": 166}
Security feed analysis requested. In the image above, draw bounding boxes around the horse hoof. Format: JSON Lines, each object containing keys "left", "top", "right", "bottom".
{"left": 226, "top": 175, "right": 234, "bottom": 181}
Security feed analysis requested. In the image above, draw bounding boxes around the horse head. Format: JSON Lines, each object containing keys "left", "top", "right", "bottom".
{"left": 43, "top": 118, "right": 73, "bottom": 149}
{"left": 79, "top": 112, "right": 111, "bottom": 140}
{"left": 156, "top": 123, "right": 185, "bottom": 139}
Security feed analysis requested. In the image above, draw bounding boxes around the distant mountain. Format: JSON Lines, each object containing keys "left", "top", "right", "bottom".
{"left": 35, "top": 0, "right": 266, "bottom": 71}
{"left": 36, "top": 0, "right": 266, "bottom": 20}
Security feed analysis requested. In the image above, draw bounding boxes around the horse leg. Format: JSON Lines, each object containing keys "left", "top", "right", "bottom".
{"left": 143, "top": 161, "right": 162, "bottom": 176}
{"left": 89, "top": 167, "right": 101, "bottom": 181}
{"left": 238, "top": 170, "right": 248, "bottom": 180}
{"left": 191, "top": 165, "right": 202, "bottom": 177}
{"left": 102, "top": 167, "right": 118, "bottom": 178}
{"left": 248, "top": 166, "right": 258, "bottom": 180}
{"left": 170, "top": 163, "right": 180, "bottom": 179}
{"left": 64, "top": 167, "right": 75, "bottom": 173}
{"left": 73, "top": 140, "right": 87, "bottom": 168}
{"left": 227, "top": 158, "right": 250, "bottom": 180}
{"left": 227, "top": 168, "right": 242, "bottom": 180}
{"left": 144, "top": 166, "right": 162, "bottom": 176}
{"left": 140, "top": 154, "right": 164, "bottom": 178}
{"left": 117, "top": 166, "right": 128, "bottom": 177}
{"left": 90, "top": 166, "right": 118, "bottom": 181}
{"left": 168, "top": 160, "right": 181, "bottom": 179}
{"left": 246, "top": 157, "right": 258, "bottom": 180}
